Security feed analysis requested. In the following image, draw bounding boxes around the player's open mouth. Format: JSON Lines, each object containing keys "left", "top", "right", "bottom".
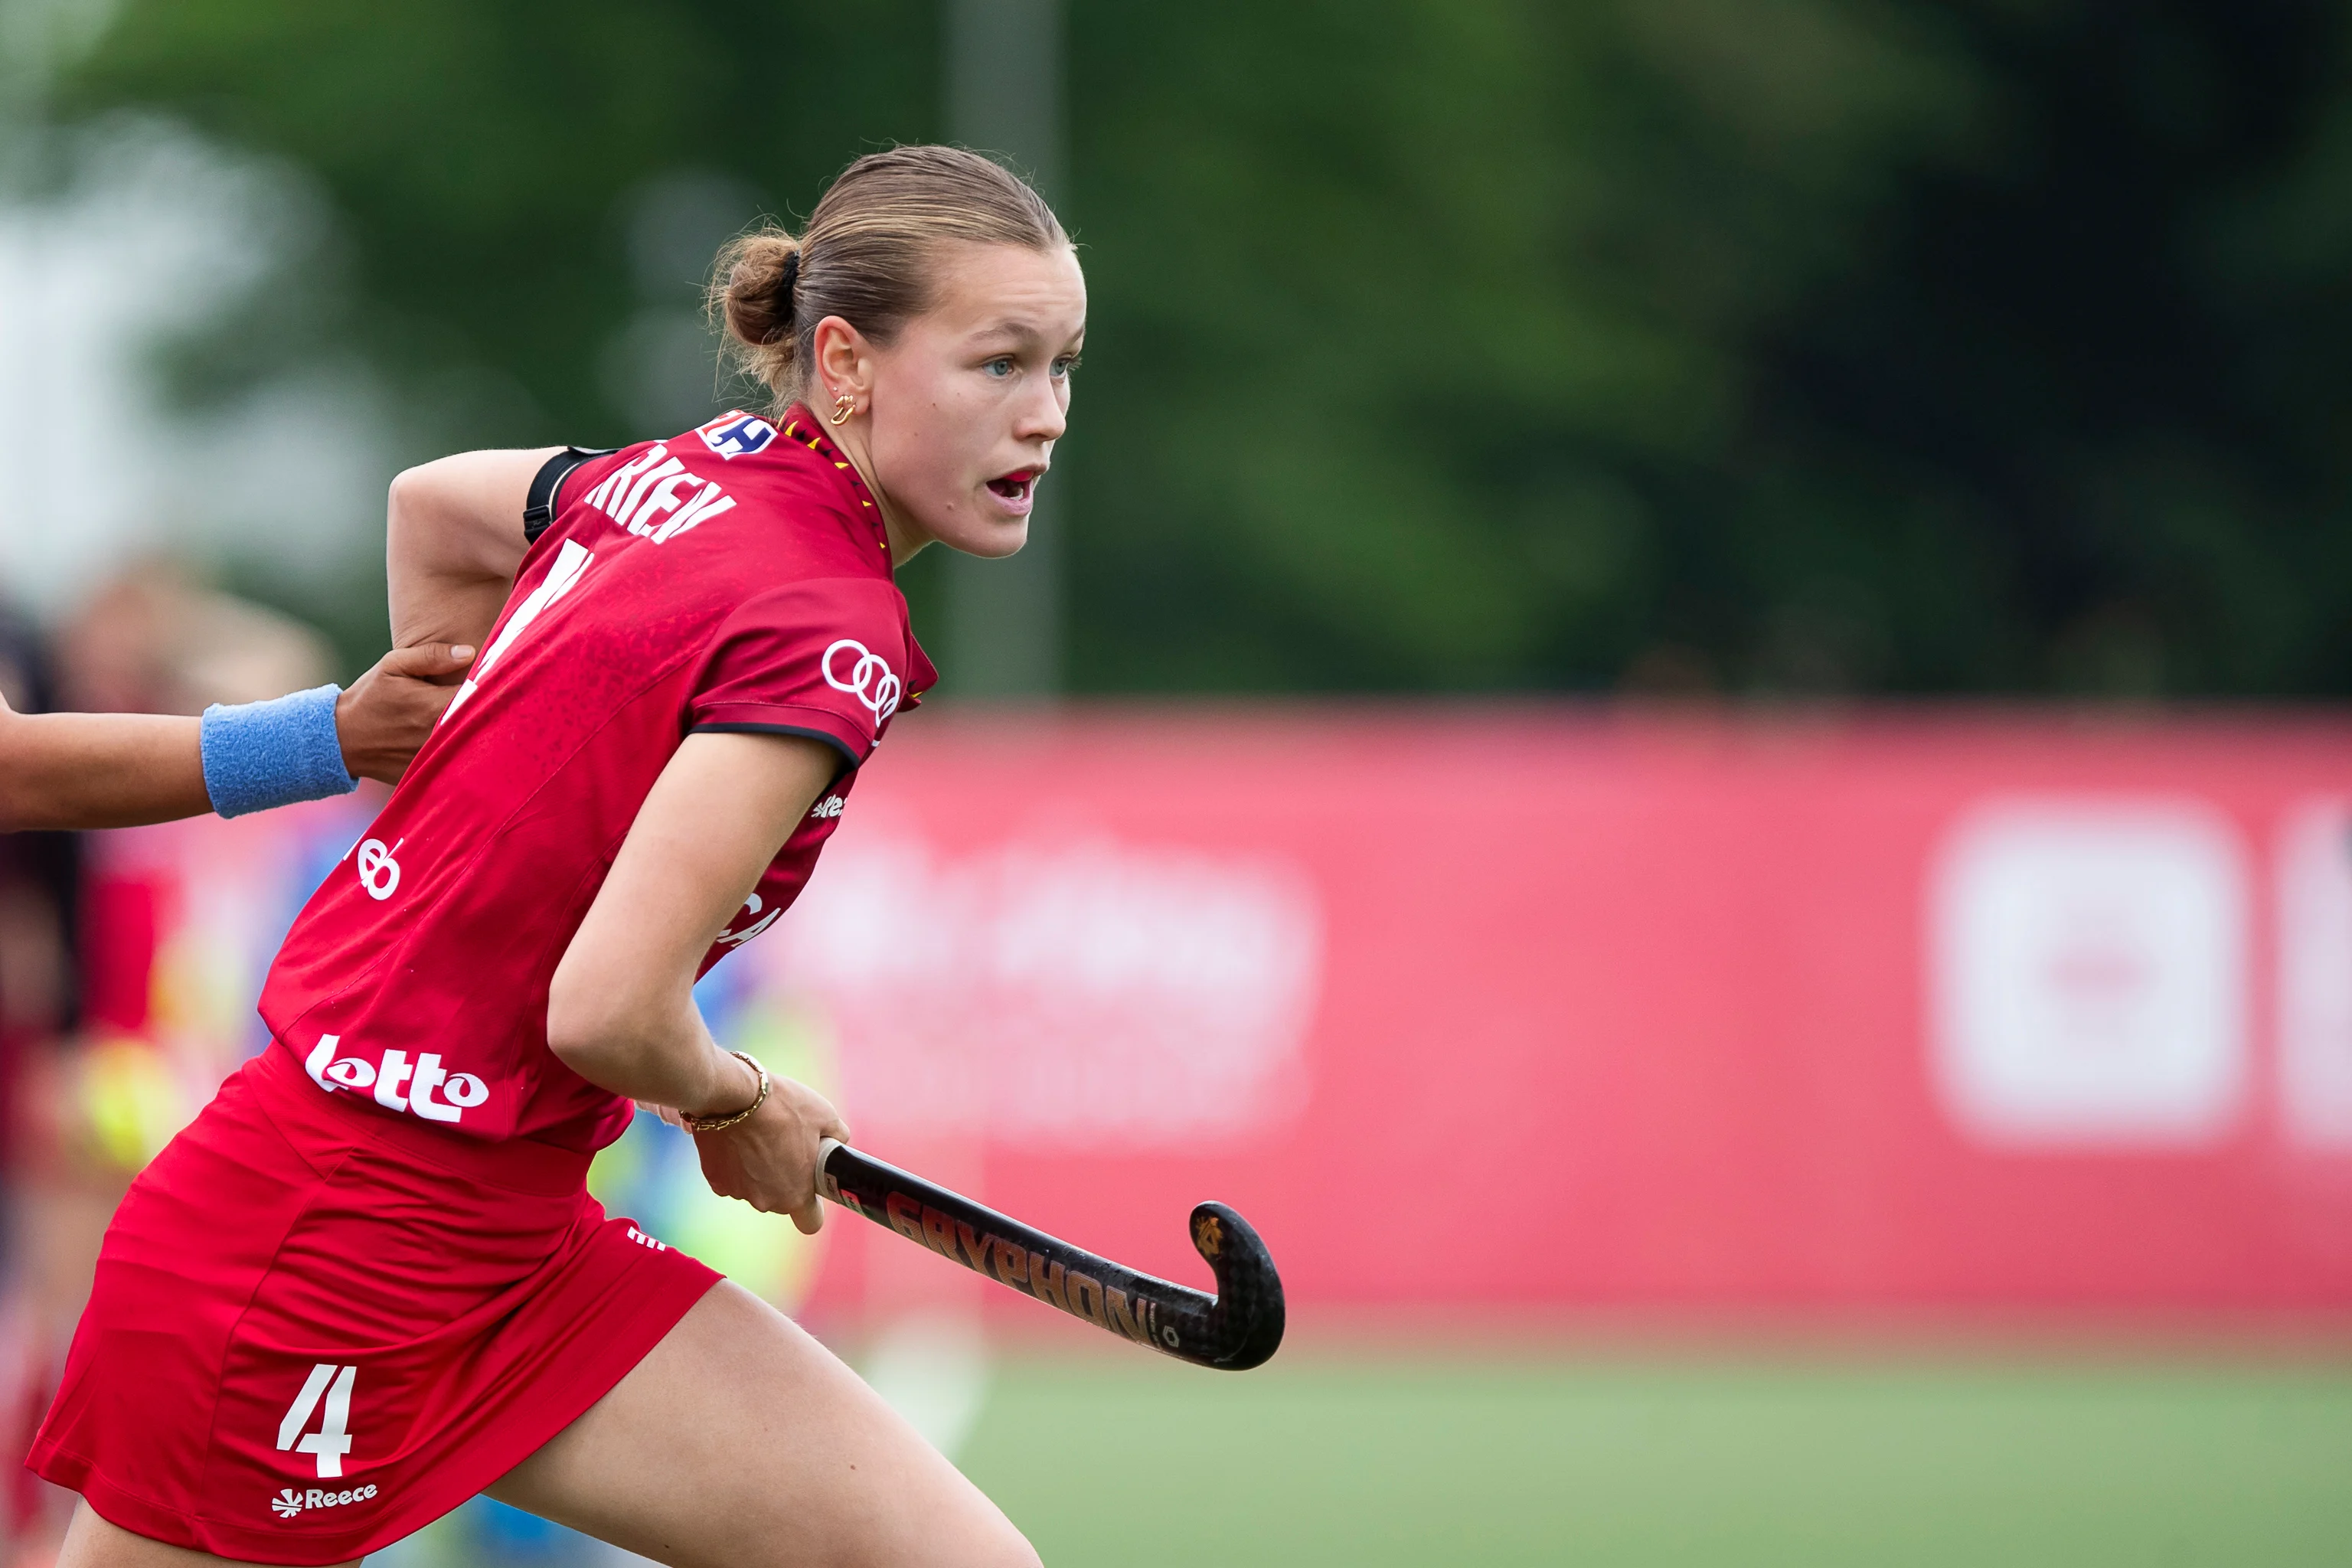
{"left": 985, "top": 470, "right": 1037, "bottom": 501}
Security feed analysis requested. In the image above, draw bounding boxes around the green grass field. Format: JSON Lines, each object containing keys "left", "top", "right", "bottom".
{"left": 957, "top": 1348, "right": 2352, "bottom": 1567}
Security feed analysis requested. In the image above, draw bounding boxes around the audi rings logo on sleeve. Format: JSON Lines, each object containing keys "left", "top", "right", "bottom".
{"left": 822, "top": 639, "right": 903, "bottom": 722}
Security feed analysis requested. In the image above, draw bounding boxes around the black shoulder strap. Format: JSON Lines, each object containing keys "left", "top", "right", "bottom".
{"left": 523, "top": 446, "right": 620, "bottom": 543}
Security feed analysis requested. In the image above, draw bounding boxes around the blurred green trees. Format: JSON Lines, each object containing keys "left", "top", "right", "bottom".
{"left": 56, "top": 0, "right": 2352, "bottom": 697}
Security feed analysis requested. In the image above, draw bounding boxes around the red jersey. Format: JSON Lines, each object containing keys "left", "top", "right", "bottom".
{"left": 259, "top": 407, "right": 934, "bottom": 1152}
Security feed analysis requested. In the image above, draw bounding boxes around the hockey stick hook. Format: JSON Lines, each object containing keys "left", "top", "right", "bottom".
{"left": 818, "top": 1140, "right": 1285, "bottom": 1371}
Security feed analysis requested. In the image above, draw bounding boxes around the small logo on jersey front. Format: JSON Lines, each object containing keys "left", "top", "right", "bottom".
{"left": 696, "top": 410, "right": 777, "bottom": 459}
{"left": 809, "top": 794, "right": 845, "bottom": 821}
{"left": 304, "top": 1035, "right": 489, "bottom": 1125}
{"left": 822, "top": 639, "right": 902, "bottom": 723}
{"left": 271, "top": 1484, "right": 378, "bottom": 1520}
{"left": 355, "top": 838, "right": 401, "bottom": 900}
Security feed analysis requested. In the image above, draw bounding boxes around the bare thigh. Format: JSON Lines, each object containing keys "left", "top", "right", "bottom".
{"left": 56, "top": 1504, "right": 358, "bottom": 1568}
{"left": 487, "top": 1280, "right": 1037, "bottom": 1568}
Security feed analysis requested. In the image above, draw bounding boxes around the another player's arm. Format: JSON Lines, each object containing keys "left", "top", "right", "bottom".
{"left": 0, "top": 440, "right": 557, "bottom": 831}
{"left": 387, "top": 447, "right": 562, "bottom": 654}
{"left": 0, "top": 699, "right": 206, "bottom": 831}
{"left": 546, "top": 731, "right": 850, "bottom": 1233}
{"left": 0, "top": 642, "right": 476, "bottom": 833}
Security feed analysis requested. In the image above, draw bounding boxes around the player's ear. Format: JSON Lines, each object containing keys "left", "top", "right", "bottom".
{"left": 810, "top": 316, "right": 876, "bottom": 408}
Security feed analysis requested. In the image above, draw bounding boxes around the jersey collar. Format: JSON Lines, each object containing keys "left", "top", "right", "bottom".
{"left": 779, "top": 405, "right": 892, "bottom": 569}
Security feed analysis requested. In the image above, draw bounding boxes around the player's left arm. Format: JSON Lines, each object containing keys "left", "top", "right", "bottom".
{"left": 387, "top": 447, "right": 562, "bottom": 654}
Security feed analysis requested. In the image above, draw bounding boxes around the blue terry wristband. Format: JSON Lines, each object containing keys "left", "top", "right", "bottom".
{"left": 200, "top": 684, "right": 358, "bottom": 819}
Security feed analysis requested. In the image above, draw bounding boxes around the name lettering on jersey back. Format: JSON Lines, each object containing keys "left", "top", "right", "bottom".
{"left": 580, "top": 443, "right": 738, "bottom": 543}
{"left": 303, "top": 1034, "right": 488, "bottom": 1125}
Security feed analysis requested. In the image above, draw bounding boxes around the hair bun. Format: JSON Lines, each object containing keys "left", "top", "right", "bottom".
{"left": 714, "top": 230, "right": 802, "bottom": 351}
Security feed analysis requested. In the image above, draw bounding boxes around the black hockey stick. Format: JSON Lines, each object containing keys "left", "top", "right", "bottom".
{"left": 815, "top": 1138, "right": 1284, "bottom": 1371}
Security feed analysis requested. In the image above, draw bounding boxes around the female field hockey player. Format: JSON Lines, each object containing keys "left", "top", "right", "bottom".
{"left": 0, "top": 642, "right": 472, "bottom": 830}
{"left": 30, "top": 145, "right": 1069, "bottom": 1568}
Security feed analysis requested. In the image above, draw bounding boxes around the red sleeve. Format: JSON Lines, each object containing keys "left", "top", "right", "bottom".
{"left": 688, "top": 577, "right": 913, "bottom": 771}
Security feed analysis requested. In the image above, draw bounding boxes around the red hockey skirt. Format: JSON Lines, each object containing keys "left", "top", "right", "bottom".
{"left": 27, "top": 1044, "right": 721, "bottom": 1564}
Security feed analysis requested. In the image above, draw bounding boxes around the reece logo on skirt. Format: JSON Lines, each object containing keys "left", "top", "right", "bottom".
{"left": 271, "top": 1485, "right": 379, "bottom": 1520}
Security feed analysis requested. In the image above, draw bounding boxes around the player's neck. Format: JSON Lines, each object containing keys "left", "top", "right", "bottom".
{"left": 824, "top": 420, "right": 929, "bottom": 566}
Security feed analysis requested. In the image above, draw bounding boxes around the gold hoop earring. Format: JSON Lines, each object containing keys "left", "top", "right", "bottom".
{"left": 829, "top": 394, "right": 855, "bottom": 426}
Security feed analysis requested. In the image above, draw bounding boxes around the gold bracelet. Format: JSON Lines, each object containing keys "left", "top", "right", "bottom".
{"left": 677, "top": 1050, "right": 769, "bottom": 1133}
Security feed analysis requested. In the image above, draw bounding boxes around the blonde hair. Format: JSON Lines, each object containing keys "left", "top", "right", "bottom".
{"left": 711, "top": 145, "right": 1068, "bottom": 411}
